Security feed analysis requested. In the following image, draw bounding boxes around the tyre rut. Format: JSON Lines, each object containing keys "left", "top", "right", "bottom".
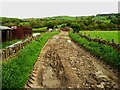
{"left": 25, "top": 31, "right": 119, "bottom": 89}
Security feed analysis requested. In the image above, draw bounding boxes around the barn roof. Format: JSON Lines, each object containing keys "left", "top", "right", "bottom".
{"left": 0, "top": 26, "right": 11, "bottom": 31}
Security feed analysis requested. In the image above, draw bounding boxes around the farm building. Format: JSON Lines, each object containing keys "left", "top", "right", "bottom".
{"left": 0, "top": 26, "right": 32, "bottom": 42}
{"left": 11, "top": 26, "right": 32, "bottom": 39}
{"left": 0, "top": 26, "right": 12, "bottom": 42}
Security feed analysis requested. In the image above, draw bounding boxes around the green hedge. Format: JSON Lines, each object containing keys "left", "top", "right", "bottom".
{"left": 2, "top": 31, "right": 59, "bottom": 88}
{"left": 69, "top": 32, "right": 120, "bottom": 69}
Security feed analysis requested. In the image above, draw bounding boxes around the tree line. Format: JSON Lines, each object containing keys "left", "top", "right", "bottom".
{"left": 0, "top": 13, "right": 119, "bottom": 32}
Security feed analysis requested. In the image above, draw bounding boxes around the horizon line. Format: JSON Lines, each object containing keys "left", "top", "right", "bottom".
{"left": 0, "top": 12, "right": 119, "bottom": 19}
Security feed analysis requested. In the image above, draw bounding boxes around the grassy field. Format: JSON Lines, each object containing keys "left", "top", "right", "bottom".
{"left": 0, "top": 40, "right": 19, "bottom": 49}
{"left": 19, "top": 22, "right": 31, "bottom": 26}
{"left": 69, "top": 32, "right": 120, "bottom": 69}
{"left": 32, "top": 27, "right": 47, "bottom": 32}
{"left": 2, "top": 31, "right": 59, "bottom": 88}
{"left": 79, "top": 31, "right": 119, "bottom": 43}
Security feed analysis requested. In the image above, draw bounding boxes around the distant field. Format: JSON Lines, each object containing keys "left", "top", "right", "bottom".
{"left": 79, "top": 31, "right": 119, "bottom": 43}
{"left": 19, "top": 22, "right": 30, "bottom": 26}
{"left": 32, "top": 27, "right": 47, "bottom": 32}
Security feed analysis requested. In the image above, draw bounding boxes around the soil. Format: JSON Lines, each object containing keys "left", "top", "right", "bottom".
{"left": 25, "top": 31, "right": 119, "bottom": 89}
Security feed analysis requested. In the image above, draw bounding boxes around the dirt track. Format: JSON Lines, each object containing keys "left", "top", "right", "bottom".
{"left": 25, "top": 31, "right": 119, "bottom": 89}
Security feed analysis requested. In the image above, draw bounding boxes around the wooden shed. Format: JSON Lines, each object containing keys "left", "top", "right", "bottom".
{"left": 0, "top": 26, "right": 12, "bottom": 42}
{"left": 11, "top": 26, "right": 32, "bottom": 39}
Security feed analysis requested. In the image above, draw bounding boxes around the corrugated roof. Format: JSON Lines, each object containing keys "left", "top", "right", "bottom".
{"left": 0, "top": 26, "right": 11, "bottom": 30}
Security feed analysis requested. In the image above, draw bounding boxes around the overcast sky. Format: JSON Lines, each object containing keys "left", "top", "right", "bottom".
{"left": 0, "top": 0, "right": 119, "bottom": 19}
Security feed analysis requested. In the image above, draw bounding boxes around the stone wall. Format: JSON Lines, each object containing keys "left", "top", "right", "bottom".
{"left": 0, "top": 33, "right": 40, "bottom": 61}
{"left": 79, "top": 34, "right": 120, "bottom": 52}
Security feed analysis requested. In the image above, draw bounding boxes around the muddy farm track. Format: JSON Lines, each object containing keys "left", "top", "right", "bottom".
{"left": 25, "top": 31, "right": 119, "bottom": 89}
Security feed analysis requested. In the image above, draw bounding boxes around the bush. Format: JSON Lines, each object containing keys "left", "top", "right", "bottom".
{"left": 70, "top": 23, "right": 81, "bottom": 33}
{"left": 44, "top": 21, "right": 57, "bottom": 29}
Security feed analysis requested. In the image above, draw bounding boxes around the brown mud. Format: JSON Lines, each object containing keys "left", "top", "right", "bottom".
{"left": 25, "top": 31, "right": 119, "bottom": 89}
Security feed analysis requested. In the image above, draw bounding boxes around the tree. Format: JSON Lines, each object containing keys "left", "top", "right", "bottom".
{"left": 93, "top": 23, "right": 99, "bottom": 29}
{"left": 66, "top": 20, "right": 72, "bottom": 27}
{"left": 87, "top": 25, "right": 93, "bottom": 30}
{"left": 70, "top": 23, "right": 81, "bottom": 33}
{"left": 80, "top": 23, "right": 86, "bottom": 30}
{"left": 110, "top": 17, "right": 118, "bottom": 24}
{"left": 2, "top": 17, "right": 21, "bottom": 26}
{"left": 107, "top": 23, "right": 115, "bottom": 30}
{"left": 44, "top": 21, "right": 57, "bottom": 29}
{"left": 99, "top": 23, "right": 108, "bottom": 30}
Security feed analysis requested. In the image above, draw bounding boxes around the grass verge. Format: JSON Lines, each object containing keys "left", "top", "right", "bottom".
{"left": 69, "top": 32, "right": 120, "bottom": 69}
{"left": 2, "top": 31, "right": 59, "bottom": 88}
{"left": 0, "top": 40, "right": 19, "bottom": 49}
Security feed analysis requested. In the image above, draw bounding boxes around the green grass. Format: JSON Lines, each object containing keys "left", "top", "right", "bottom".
{"left": 2, "top": 31, "right": 59, "bottom": 88}
{"left": 0, "top": 40, "right": 20, "bottom": 49}
{"left": 79, "top": 31, "right": 119, "bottom": 43}
{"left": 57, "top": 24, "right": 66, "bottom": 28}
{"left": 32, "top": 27, "right": 48, "bottom": 32}
{"left": 19, "top": 22, "right": 30, "bottom": 26}
{"left": 44, "top": 16, "right": 77, "bottom": 21}
{"left": 69, "top": 32, "right": 120, "bottom": 69}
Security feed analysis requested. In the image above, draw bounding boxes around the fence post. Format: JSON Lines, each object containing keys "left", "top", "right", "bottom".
{"left": 84, "top": 32, "right": 86, "bottom": 36}
{"left": 112, "top": 39, "right": 114, "bottom": 43}
{"left": 0, "top": 49, "right": 2, "bottom": 61}
{"left": 2, "top": 49, "right": 6, "bottom": 60}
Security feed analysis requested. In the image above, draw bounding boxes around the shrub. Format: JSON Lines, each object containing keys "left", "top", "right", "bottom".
{"left": 70, "top": 23, "right": 81, "bottom": 33}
